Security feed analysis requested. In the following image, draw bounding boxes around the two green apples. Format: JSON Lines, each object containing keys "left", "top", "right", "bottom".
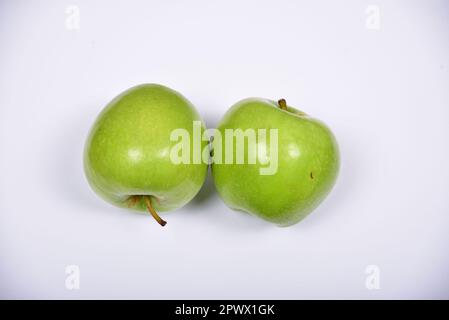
{"left": 84, "top": 84, "right": 339, "bottom": 227}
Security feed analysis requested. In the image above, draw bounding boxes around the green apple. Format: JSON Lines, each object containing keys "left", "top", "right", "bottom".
{"left": 211, "top": 98, "right": 339, "bottom": 226}
{"left": 84, "top": 84, "right": 208, "bottom": 226}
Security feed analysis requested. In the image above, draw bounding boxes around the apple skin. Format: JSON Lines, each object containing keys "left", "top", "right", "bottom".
{"left": 84, "top": 84, "right": 208, "bottom": 214}
{"left": 211, "top": 98, "right": 339, "bottom": 226}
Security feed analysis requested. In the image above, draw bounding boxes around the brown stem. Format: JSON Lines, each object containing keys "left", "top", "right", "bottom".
{"left": 278, "top": 99, "right": 287, "bottom": 111}
{"left": 143, "top": 195, "right": 167, "bottom": 227}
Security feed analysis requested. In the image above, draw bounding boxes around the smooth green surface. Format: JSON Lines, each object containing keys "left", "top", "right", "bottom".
{"left": 211, "top": 98, "right": 340, "bottom": 226}
{"left": 84, "top": 84, "right": 208, "bottom": 212}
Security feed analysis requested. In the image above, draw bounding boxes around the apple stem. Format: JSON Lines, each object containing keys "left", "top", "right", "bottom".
{"left": 143, "top": 195, "right": 167, "bottom": 227}
{"left": 278, "top": 99, "right": 287, "bottom": 111}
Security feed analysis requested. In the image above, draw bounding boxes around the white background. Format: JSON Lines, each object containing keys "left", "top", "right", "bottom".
{"left": 0, "top": 0, "right": 448, "bottom": 299}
